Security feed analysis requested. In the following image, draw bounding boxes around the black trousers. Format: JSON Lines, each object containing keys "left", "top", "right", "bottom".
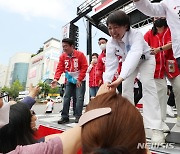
{"left": 167, "top": 85, "right": 175, "bottom": 107}
{"left": 134, "top": 80, "right": 142, "bottom": 105}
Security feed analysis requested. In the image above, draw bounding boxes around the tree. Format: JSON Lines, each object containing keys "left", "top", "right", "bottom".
{"left": 38, "top": 82, "right": 50, "bottom": 98}
{"left": 1, "top": 86, "right": 10, "bottom": 94}
{"left": 1, "top": 80, "right": 23, "bottom": 99}
{"left": 31, "top": 54, "right": 36, "bottom": 57}
{"left": 49, "top": 87, "right": 59, "bottom": 96}
{"left": 37, "top": 47, "right": 43, "bottom": 54}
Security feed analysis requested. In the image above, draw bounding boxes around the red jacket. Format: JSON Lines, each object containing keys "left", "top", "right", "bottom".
{"left": 144, "top": 27, "right": 179, "bottom": 79}
{"left": 97, "top": 51, "right": 106, "bottom": 81}
{"left": 87, "top": 64, "right": 99, "bottom": 87}
{"left": 54, "top": 50, "right": 88, "bottom": 82}
{"left": 97, "top": 50, "right": 122, "bottom": 83}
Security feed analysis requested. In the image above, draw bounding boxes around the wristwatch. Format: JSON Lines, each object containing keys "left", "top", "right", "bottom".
{"left": 159, "top": 46, "right": 163, "bottom": 51}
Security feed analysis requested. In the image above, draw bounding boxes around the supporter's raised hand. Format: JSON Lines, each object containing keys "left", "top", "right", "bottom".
{"left": 29, "top": 84, "right": 40, "bottom": 98}
{"left": 96, "top": 83, "right": 111, "bottom": 96}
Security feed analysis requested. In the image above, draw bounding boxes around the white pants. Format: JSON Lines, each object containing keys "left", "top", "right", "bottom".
{"left": 122, "top": 56, "right": 162, "bottom": 130}
{"left": 155, "top": 75, "right": 180, "bottom": 121}
{"left": 155, "top": 79, "right": 168, "bottom": 121}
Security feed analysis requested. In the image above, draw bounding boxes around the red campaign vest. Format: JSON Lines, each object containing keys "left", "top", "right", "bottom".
{"left": 144, "top": 28, "right": 179, "bottom": 79}
{"left": 89, "top": 64, "right": 99, "bottom": 87}
{"left": 96, "top": 51, "right": 106, "bottom": 81}
{"left": 97, "top": 51, "right": 122, "bottom": 83}
{"left": 54, "top": 50, "right": 88, "bottom": 81}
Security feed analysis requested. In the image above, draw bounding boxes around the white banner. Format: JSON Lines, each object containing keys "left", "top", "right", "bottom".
{"left": 62, "top": 23, "right": 70, "bottom": 39}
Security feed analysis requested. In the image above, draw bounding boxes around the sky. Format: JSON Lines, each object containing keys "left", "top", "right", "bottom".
{"left": 0, "top": 0, "right": 108, "bottom": 65}
{"left": 0, "top": 0, "right": 151, "bottom": 66}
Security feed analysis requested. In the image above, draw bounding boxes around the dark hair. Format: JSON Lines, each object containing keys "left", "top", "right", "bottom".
{"left": 106, "top": 10, "right": 130, "bottom": 31}
{"left": 152, "top": 18, "right": 168, "bottom": 35}
{"left": 0, "top": 103, "right": 36, "bottom": 153}
{"left": 98, "top": 38, "right": 108, "bottom": 42}
{"left": 82, "top": 92, "right": 146, "bottom": 154}
{"left": 92, "top": 53, "right": 99, "bottom": 58}
{"left": 62, "top": 38, "right": 74, "bottom": 46}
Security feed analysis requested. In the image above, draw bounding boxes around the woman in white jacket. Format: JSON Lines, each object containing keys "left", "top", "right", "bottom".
{"left": 104, "top": 10, "right": 164, "bottom": 144}
{"left": 133, "top": 0, "right": 180, "bottom": 69}
{"left": 133, "top": 0, "right": 180, "bottom": 133}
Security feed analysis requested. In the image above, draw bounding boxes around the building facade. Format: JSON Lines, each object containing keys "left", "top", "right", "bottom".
{"left": 26, "top": 38, "right": 64, "bottom": 88}
{"left": 12, "top": 63, "right": 29, "bottom": 88}
{"left": 0, "top": 64, "right": 8, "bottom": 88}
{"left": 5, "top": 52, "right": 31, "bottom": 88}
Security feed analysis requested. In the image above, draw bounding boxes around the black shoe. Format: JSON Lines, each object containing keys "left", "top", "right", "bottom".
{"left": 75, "top": 117, "right": 80, "bottom": 123}
{"left": 58, "top": 118, "right": 69, "bottom": 124}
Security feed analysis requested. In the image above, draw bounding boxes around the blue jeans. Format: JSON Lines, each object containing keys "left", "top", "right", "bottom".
{"left": 61, "top": 81, "right": 86, "bottom": 119}
{"left": 89, "top": 87, "right": 99, "bottom": 97}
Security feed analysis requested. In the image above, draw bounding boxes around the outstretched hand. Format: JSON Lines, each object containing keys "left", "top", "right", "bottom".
{"left": 29, "top": 83, "right": 40, "bottom": 98}
{"left": 107, "top": 77, "right": 123, "bottom": 89}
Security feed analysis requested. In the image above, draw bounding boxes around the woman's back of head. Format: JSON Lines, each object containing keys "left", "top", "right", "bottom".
{"left": 0, "top": 102, "right": 36, "bottom": 153}
{"left": 81, "top": 91, "right": 146, "bottom": 154}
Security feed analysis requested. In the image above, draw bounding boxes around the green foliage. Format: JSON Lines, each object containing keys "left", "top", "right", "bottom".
{"left": 38, "top": 82, "right": 50, "bottom": 98}
{"left": 31, "top": 47, "right": 43, "bottom": 58}
{"left": 1, "top": 86, "right": 9, "bottom": 93}
{"left": 37, "top": 47, "right": 43, "bottom": 54}
{"left": 38, "top": 82, "right": 59, "bottom": 98}
{"left": 31, "top": 54, "right": 36, "bottom": 57}
{"left": 49, "top": 87, "right": 59, "bottom": 94}
{"left": 1, "top": 80, "right": 23, "bottom": 99}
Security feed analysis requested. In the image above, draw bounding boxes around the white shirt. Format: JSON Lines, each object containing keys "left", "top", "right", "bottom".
{"left": 46, "top": 101, "right": 54, "bottom": 112}
{"left": 135, "top": 0, "right": 180, "bottom": 59}
{"left": 103, "top": 28, "right": 151, "bottom": 83}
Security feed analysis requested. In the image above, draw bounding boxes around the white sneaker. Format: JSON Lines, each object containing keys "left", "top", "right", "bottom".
{"left": 162, "top": 122, "right": 170, "bottom": 133}
{"left": 151, "top": 130, "right": 165, "bottom": 144}
{"left": 166, "top": 105, "right": 175, "bottom": 117}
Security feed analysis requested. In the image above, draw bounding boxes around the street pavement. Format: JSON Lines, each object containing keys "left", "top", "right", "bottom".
{"left": 32, "top": 103, "right": 63, "bottom": 115}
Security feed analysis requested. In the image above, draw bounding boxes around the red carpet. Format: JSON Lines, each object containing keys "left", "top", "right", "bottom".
{"left": 34, "top": 125, "right": 82, "bottom": 154}
{"left": 34, "top": 125, "right": 63, "bottom": 139}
